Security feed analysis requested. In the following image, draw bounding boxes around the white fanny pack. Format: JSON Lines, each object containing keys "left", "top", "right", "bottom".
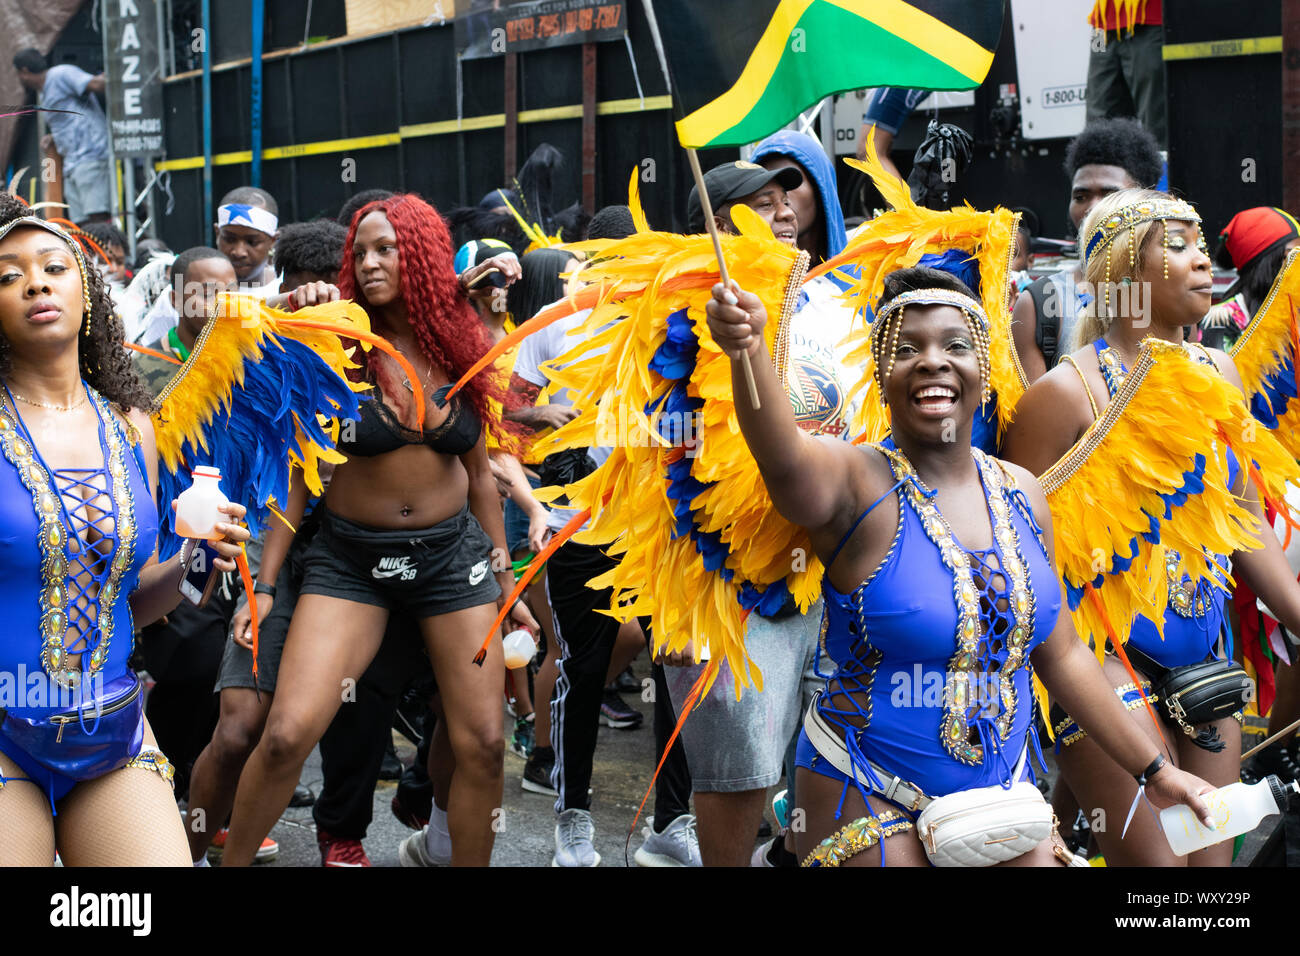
{"left": 803, "top": 694, "right": 1088, "bottom": 867}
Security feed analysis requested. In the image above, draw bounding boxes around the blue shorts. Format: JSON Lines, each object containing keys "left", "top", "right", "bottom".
{"left": 0, "top": 729, "right": 173, "bottom": 810}
{"left": 863, "top": 88, "right": 931, "bottom": 136}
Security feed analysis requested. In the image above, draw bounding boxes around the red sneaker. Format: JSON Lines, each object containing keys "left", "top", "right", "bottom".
{"left": 391, "top": 793, "right": 430, "bottom": 831}
{"left": 207, "top": 827, "right": 279, "bottom": 863}
{"left": 318, "top": 829, "right": 371, "bottom": 867}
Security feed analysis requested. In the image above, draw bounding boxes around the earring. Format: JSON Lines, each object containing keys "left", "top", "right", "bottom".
{"left": 1104, "top": 245, "right": 1112, "bottom": 314}
{"left": 1162, "top": 221, "right": 1169, "bottom": 280}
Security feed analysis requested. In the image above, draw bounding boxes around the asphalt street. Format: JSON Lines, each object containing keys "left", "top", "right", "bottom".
{"left": 250, "top": 657, "right": 725, "bottom": 867}
{"left": 228, "top": 656, "right": 1275, "bottom": 867}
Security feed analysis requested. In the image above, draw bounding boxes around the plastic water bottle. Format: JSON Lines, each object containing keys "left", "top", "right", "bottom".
{"left": 174, "top": 466, "right": 230, "bottom": 540}
{"left": 1160, "top": 774, "right": 1299, "bottom": 856}
{"left": 502, "top": 629, "right": 537, "bottom": 669}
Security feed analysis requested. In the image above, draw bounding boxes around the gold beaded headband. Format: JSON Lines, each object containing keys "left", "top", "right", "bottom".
{"left": 1083, "top": 197, "right": 1200, "bottom": 265}
{"left": 873, "top": 288, "right": 989, "bottom": 331}
{"left": 0, "top": 216, "right": 94, "bottom": 321}
{"left": 870, "top": 287, "right": 991, "bottom": 406}
{"left": 1082, "top": 197, "right": 1203, "bottom": 313}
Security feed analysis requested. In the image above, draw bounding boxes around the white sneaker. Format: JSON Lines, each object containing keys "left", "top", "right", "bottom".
{"left": 634, "top": 814, "right": 701, "bottom": 867}
{"left": 552, "top": 808, "right": 600, "bottom": 867}
{"left": 398, "top": 826, "right": 450, "bottom": 867}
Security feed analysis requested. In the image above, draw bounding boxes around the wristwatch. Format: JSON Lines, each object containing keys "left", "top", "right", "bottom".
{"left": 253, "top": 581, "right": 277, "bottom": 598}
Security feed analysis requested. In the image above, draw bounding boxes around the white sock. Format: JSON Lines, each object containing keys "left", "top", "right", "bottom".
{"left": 193, "top": 855, "right": 210, "bottom": 868}
{"left": 426, "top": 803, "right": 452, "bottom": 859}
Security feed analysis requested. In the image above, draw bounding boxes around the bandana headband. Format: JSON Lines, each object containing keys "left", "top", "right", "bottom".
{"left": 0, "top": 216, "right": 94, "bottom": 319}
{"left": 217, "top": 203, "right": 278, "bottom": 237}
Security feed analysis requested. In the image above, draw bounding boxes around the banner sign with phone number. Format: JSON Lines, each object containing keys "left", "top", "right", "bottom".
{"left": 456, "top": 0, "right": 627, "bottom": 60}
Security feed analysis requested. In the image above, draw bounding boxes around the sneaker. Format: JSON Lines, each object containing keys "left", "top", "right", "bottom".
{"left": 398, "top": 825, "right": 451, "bottom": 867}
{"left": 553, "top": 808, "right": 600, "bottom": 867}
{"left": 510, "top": 715, "right": 535, "bottom": 759}
{"left": 318, "top": 830, "right": 371, "bottom": 867}
{"left": 752, "top": 832, "right": 799, "bottom": 867}
{"left": 771, "top": 788, "right": 789, "bottom": 829}
{"left": 378, "top": 741, "right": 403, "bottom": 781}
{"left": 391, "top": 792, "right": 430, "bottom": 831}
{"left": 522, "top": 748, "right": 558, "bottom": 796}
{"left": 613, "top": 667, "right": 640, "bottom": 693}
{"left": 599, "top": 690, "right": 643, "bottom": 730}
{"left": 634, "top": 814, "right": 701, "bottom": 866}
{"left": 289, "top": 783, "right": 316, "bottom": 808}
{"left": 207, "top": 828, "right": 279, "bottom": 863}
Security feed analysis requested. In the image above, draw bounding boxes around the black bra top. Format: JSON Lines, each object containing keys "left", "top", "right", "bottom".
{"left": 339, "top": 385, "right": 481, "bottom": 458}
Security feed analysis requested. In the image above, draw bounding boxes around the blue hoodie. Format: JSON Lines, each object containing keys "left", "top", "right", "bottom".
{"left": 751, "top": 130, "right": 848, "bottom": 262}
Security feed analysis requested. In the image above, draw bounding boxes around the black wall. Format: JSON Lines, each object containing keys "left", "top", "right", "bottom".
{"left": 1166, "top": 0, "right": 1283, "bottom": 240}
{"left": 157, "top": 1, "right": 714, "bottom": 251}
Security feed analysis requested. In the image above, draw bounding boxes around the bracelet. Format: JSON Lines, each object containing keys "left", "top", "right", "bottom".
{"left": 1135, "top": 753, "right": 1167, "bottom": 785}
{"left": 253, "top": 581, "right": 277, "bottom": 598}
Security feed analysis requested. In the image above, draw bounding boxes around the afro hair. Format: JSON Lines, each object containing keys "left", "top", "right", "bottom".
{"left": 1063, "top": 117, "right": 1163, "bottom": 189}
{"left": 274, "top": 220, "right": 347, "bottom": 281}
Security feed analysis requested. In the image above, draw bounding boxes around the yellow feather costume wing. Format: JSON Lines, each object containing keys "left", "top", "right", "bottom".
{"left": 531, "top": 200, "right": 815, "bottom": 697}
{"left": 151, "top": 293, "right": 382, "bottom": 557}
{"left": 1039, "top": 338, "right": 1300, "bottom": 658}
{"left": 1229, "top": 248, "right": 1300, "bottom": 457}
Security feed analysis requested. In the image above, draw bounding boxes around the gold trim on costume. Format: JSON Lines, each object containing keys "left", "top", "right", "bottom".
{"left": 878, "top": 445, "right": 1036, "bottom": 764}
{"left": 801, "top": 810, "right": 914, "bottom": 868}
{"left": 1038, "top": 344, "right": 1158, "bottom": 493}
{"left": 773, "top": 250, "right": 811, "bottom": 392}
{"left": 0, "top": 387, "right": 138, "bottom": 687}
{"left": 125, "top": 749, "right": 176, "bottom": 788}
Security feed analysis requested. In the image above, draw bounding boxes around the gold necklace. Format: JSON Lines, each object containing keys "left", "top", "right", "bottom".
{"left": 10, "top": 390, "right": 87, "bottom": 412}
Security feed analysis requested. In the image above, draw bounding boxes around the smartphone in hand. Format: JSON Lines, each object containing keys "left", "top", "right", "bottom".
{"left": 178, "top": 538, "right": 223, "bottom": 606}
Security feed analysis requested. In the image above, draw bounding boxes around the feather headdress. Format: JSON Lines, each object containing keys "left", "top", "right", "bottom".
{"left": 809, "top": 137, "right": 1024, "bottom": 449}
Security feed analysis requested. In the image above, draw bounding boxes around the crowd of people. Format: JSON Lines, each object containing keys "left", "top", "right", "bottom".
{"left": 6, "top": 4, "right": 1300, "bottom": 867}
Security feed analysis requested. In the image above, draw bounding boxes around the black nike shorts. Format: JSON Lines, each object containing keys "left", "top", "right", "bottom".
{"left": 298, "top": 506, "right": 502, "bottom": 620}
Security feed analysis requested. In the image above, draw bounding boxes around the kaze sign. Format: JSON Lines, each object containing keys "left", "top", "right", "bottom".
{"left": 103, "top": 0, "right": 164, "bottom": 156}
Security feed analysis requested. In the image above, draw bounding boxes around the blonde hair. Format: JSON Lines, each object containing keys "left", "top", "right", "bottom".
{"left": 1071, "top": 187, "right": 1167, "bottom": 351}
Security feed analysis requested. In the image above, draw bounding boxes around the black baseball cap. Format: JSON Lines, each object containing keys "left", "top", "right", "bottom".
{"left": 686, "top": 160, "right": 803, "bottom": 232}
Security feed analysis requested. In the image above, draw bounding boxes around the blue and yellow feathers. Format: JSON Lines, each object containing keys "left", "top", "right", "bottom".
{"left": 151, "top": 294, "right": 372, "bottom": 558}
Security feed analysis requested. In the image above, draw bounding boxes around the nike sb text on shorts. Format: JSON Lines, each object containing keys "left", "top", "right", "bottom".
{"left": 298, "top": 506, "right": 501, "bottom": 619}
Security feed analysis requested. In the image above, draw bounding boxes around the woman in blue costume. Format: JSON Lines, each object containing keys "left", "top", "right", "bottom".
{"left": 1004, "top": 189, "right": 1300, "bottom": 866}
{"left": 0, "top": 195, "right": 249, "bottom": 866}
{"left": 705, "top": 263, "right": 1214, "bottom": 867}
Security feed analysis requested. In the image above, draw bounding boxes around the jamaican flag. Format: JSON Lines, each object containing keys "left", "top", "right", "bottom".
{"left": 653, "top": 0, "right": 1005, "bottom": 149}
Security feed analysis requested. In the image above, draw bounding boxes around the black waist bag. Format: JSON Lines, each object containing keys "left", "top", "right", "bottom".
{"left": 1128, "top": 646, "right": 1254, "bottom": 752}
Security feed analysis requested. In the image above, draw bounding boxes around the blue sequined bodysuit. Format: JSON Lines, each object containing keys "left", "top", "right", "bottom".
{"left": 796, "top": 441, "right": 1062, "bottom": 814}
{"left": 1091, "top": 339, "right": 1237, "bottom": 668}
{"left": 0, "top": 383, "right": 157, "bottom": 802}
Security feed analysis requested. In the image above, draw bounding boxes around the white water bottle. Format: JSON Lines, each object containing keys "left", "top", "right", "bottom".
{"left": 174, "top": 466, "right": 230, "bottom": 540}
{"left": 502, "top": 629, "right": 537, "bottom": 669}
{"left": 1160, "top": 774, "right": 1299, "bottom": 856}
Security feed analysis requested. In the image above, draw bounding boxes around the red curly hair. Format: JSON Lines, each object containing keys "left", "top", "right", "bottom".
{"left": 338, "top": 193, "right": 511, "bottom": 446}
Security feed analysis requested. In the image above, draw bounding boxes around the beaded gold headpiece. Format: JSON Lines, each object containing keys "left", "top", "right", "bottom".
{"left": 1083, "top": 197, "right": 1200, "bottom": 264}
{"left": 0, "top": 216, "right": 94, "bottom": 323}
{"left": 870, "top": 288, "right": 991, "bottom": 406}
{"left": 1084, "top": 197, "right": 1204, "bottom": 313}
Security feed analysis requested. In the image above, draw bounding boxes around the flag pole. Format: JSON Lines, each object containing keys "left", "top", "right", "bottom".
{"left": 686, "top": 147, "right": 762, "bottom": 410}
